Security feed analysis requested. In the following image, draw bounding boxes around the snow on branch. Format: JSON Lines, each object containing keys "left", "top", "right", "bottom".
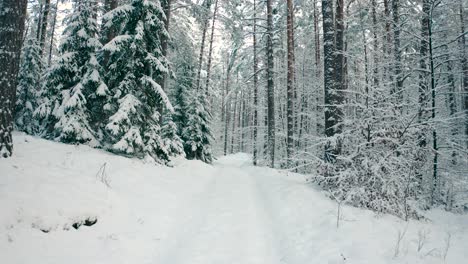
{"left": 141, "top": 76, "right": 174, "bottom": 113}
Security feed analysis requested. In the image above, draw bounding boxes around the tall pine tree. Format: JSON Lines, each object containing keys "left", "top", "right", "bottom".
{"left": 36, "top": 1, "right": 107, "bottom": 145}
{"left": 15, "top": 37, "right": 42, "bottom": 134}
{"left": 102, "top": 0, "right": 182, "bottom": 163}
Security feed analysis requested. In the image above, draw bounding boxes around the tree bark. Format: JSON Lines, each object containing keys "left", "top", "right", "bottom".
{"left": 314, "top": 0, "right": 322, "bottom": 136}
{"left": 459, "top": 0, "right": 468, "bottom": 145}
{"left": 392, "top": 0, "right": 403, "bottom": 100}
{"left": 48, "top": 0, "right": 59, "bottom": 66}
{"left": 383, "top": 0, "right": 392, "bottom": 84}
{"left": 427, "top": 3, "right": 437, "bottom": 205}
{"left": 286, "top": 0, "right": 295, "bottom": 166}
{"left": 252, "top": 0, "right": 259, "bottom": 165}
{"left": 38, "top": 0, "right": 51, "bottom": 55}
{"left": 196, "top": 0, "right": 212, "bottom": 91}
{"left": 0, "top": 0, "right": 28, "bottom": 158}
{"left": 322, "top": 0, "right": 344, "bottom": 162}
{"left": 156, "top": 0, "right": 172, "bottom": 122}
{"left": 371, "top": 0, "right": 379, "bottom": 87}
{"left": 266, "top": 0, "right": 276, "bottom": 167}
{"left": 205, "top": 0, "right": 219, "bottom": 94}
{"left": 418, "top": 0, "right": 430, "bottom": 124}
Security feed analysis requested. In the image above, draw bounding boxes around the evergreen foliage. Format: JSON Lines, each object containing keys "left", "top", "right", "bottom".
{"left": 102, "top": 0, "right": 182, "bottom": 162}
{"left": 36, "top": 1, "right": 107, "bottom": 145}
{"left": 183, "top": 92, "right": 214, "bottom": 163}
{"left": 15, "top": 37, "right": 42, "bottom": 134}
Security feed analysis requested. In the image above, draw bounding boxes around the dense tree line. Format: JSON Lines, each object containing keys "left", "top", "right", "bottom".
{"left": 208, "top": 0, "right": 467, "bottom": 218}
{"left": 1, "top": 0, "right": 214, "bottom": 164}
{"left": 1, "top": 0, "right": 467, "bottom": 218}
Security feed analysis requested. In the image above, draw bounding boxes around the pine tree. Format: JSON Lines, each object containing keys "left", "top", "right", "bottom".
{"left": 161, "top": 113, "right": 184, "bottom": 162}
{"left": 15, "top": 37, "right": 42, "bottom": 134}
{"left": 172, "top": 62, "right": 192, "bottom": 138}
{"left": 36, "top": 1, "right": 107, "bottom": 145}
{"left": 183, "top": 92, "right": 214, "bottom": 163}
{"left": 103, "top": 0, "right": 182, "bottom": 163}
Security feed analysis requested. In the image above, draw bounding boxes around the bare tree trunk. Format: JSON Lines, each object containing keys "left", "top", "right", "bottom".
{"left": 392, "top": 0, "right": 403, "bottom": 100}
{"left": 383, "top": 0, "right": 392, "bottom": 84}
{"left": 48, "top": 0, "right": 59, "bottom": 66}
{"left": 0, "top": 0, "right": 28, "bottom": 158}
{"left": 371, "top": 0, "right": 379, "bottom": 87}
{"left": 459, "top": 0, "right": 468, "bottom": 145}
{"left": 205, "top": 0, "right": 219, "bottom": 94}
{"left": 418, "top": 0, "right": 430, "bottom": 124}
{"left": 427, "top": 3, "right": 438, "bottom": 205}
{"left": 38, "top": 0, "right": 51, "bottom": 55}
{"left": 314, "top": 0, "right": 322, "bottom": 136}
{"left": 323, "top": 0, "right": 345, "bottom": 162}
{"left": 444, "top": 42, "right": 457, "bottom": 164}
{"left": 231, "top": 91, "right": 238, "bottom": 154}
{"left": 159, "top": 0, "right": 172, "bottom": 91}
{"left": 286, "top": 0, "right": 295, "bottom": 166}
{"left": 266, "top": 0, "right": 275, "bottom": 167}
{"left": 156, "top": 0, "right": 172, "bottom": 122}
{"left": 223, "top": 64, "right": 231, "bottom": 156}
{"left": 252, "top": 0, "right": 259, "bottom": 165}
{"left": 241, "top": 91, "right": 247, "bottom": 152}
{"left": 36, "top": 3, "right": 43, "bottom": 40}
{"left": 196, "top": 0, "right": 212, "bottom": 91}
{"left": 335, "top": 0, "right": 345, "bottom": 94}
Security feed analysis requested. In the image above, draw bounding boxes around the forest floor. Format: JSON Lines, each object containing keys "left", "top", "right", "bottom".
{"left": 1, "top": 133, "right": 468, "bottom": 264}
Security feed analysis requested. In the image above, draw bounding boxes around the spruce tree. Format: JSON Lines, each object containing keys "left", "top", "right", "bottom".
{"left": 183, "top": 92, "right": 214, "bottom": 163}
{"left": 103, "top": 0, "right": 182, "bottom": 163}
{"left": 36, "top": 1, "right": 107, "bottom": 145}
{"left": 15, "top": 37, "right": 42, "bottom": 134}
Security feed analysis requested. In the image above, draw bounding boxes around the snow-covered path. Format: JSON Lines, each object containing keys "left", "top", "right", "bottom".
{"left": 1, "top": 134, "right": 468, "bottom": 264}
{"left": 153, "top": 158, "right": 282, "bottom": 264}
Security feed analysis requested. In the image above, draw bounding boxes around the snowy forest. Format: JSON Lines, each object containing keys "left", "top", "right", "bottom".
{"left": 0, "top": 0, "right": 468, "bottom": 264}
{"left": 1, "top": 0, "right": 468, "bottom": 261}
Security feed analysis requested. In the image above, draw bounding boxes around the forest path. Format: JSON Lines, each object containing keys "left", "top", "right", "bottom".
{"left": 152, "top": 154, "right": 286, "bottom": 264}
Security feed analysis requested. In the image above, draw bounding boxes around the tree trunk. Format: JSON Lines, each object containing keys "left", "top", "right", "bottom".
{"left": 0, "top": 0, "right": 28, "bottom": 158}
{"left": 314, "top": 0, "right": 322, "bottom": 136}
{"left": 427, "top": 4, "right": 438, "bottom": 205}
{"left": 371, "top": 0, "right": 379, "bottom": 87}
{"left": 322, "top": 0, "right": 343, "bottom": 162}
{"left": 286, "top": 0, "right": 295, "bottom": 166}
{"left": 196, "top": 0, "right": 212, "bottom": 91}
{"left": 205, "top": 0, "right": 219, "bottom": 94}
{"left": 459, "top": 0, "right": 468, "bottom": 145}
{"left": 223, "top": 63, "right": 231, "bottom": 156}
{"left": 48, "top": 0, "right": 59, "bottom": 66}
{"left": 418, "top": 0, "right": 430, "bottom": 124}
{"left": 252, "top": 0, "right": 259, "bottom": 165}
{"left": 156, "top": 0, "right": 172, "bottom": 122}
{"left": 392, "top": 0, "right": 403, "bottom": 100}
{"left": 159, "top": 0, "right": 171, "bottom": 90}
{"left": 38, "top": 0, "right": 51, "bottom": 55}
{"left": 231, "top": 91, "right": 237, "bottom": 154}
{"left": 266, "top": 0, "right": 275, "bottom": 167}
{"left": 383, "top": 0, "right": 392, "bottom": 84}
{"left": 36, "top": 3, "right": 43, "bottom": 40}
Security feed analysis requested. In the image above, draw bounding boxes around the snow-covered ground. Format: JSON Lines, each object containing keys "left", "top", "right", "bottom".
{"left": 1, "top": 133, "right": 467, "bottom": 264}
